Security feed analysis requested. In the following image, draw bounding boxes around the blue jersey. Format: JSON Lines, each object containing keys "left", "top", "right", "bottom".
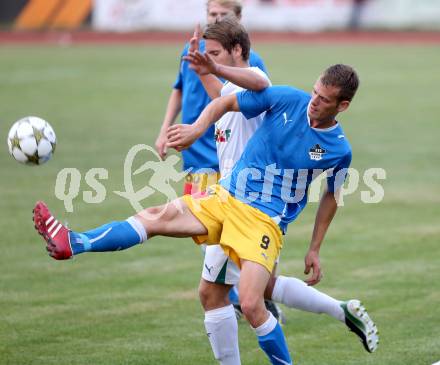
{"left": 220, "top": 86, "right": 352, "bottom": 233}
{"left": 173, "top": 40, "right": 267, "bottom": 172}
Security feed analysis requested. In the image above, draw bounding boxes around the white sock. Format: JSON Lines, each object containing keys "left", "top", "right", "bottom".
{"left": 253, "top": 311, "right": 277, "bottom": 336}
{"left": 126, "top": 216, "right": 147, "bottom": 242}
{"left": 272, "top": 275, "right": 345, "bottom": 322}
{"left": 204, "top": 305, "right": 241, "bottom": 365}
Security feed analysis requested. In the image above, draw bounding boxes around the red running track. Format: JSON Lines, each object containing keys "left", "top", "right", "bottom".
{"left": 1, "top": 30, "right": 440, "bottom": 45}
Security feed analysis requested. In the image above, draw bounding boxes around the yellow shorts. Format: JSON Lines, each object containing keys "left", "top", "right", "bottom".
{"left": 182, "top": 185, "right": 283, "bottom": 273}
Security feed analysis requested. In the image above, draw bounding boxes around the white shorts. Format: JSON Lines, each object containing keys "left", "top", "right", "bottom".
{"left": 202, "top": 245, "right": 240, "bottom": 285}
{"left": 201, "top": 244, "right": 281, "bottom": 285}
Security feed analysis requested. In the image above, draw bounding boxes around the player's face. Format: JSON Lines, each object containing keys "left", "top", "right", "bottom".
{"left": 205, "top": 39, "right": 235, "bottom": 66}
{"left": 308, "top": 79, "right": 347, "bottom": 122}
{"left": 207, "top": 2, "right": 235, "bottom": 24}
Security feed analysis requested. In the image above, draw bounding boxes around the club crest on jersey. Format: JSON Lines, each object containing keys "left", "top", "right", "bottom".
{"left": 215, "top": 128, "right": 231, "bottom": 143}
{"left": 309, "top": 144, "right": 326, "bottom": 161}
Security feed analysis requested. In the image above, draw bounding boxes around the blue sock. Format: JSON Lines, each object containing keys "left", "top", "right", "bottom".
{"left": 228, "top": 285, "right": 240, "bottom": 305}
{"left": 256, "top": 312, "right": 292, "bottom": 365}
{"left": 69, "top": 217, "right": 147, "bottom": 255}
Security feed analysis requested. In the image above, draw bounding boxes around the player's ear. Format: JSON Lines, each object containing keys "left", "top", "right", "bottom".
{"left": 232, "top": 44, "right": 242, "bottom": 60}
{"left": 337, "top": 100, "right": 350, "bottom": 113}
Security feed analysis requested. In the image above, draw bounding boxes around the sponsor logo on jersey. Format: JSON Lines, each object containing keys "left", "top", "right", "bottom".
{"left": 215, "top": 128, "right": 231, "bottom": 143}
{"left": 309, "top": 144, "right": 326, "bottom": 161}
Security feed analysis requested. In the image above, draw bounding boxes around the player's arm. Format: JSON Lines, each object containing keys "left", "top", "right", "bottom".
{"left": 167, "top": 94, "right": 239, "bottom": 151}
{"left": 198, "top": 74, "right": 224, "bottom": 99}
{"left": 183, "top": 24, "right": 224, "bottom": 99}
{"left": 155, "top": 88, "right": 182, "bottom": 159}
{"left": 185, "top": 51, "right": 269, "bottom": 98}
{"left": 304, "top": 189, "right": 338, "bottom": 286}
{"left": 214, "top": 63, "right": 270, "bottom": 91}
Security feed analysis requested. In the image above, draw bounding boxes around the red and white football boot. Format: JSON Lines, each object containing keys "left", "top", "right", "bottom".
{"left": 33, "top": 201, "right": 73, "bottom": 260}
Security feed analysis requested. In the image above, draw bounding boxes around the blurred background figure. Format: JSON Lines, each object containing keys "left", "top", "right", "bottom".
{"left": 348, "top": 0, "right": 368, "bottom": 30}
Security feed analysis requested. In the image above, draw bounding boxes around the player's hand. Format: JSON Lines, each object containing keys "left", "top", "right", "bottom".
{"left": 155, "top": 131, "right": 168, "bottom": 160}
{"left": 183, "top": 51, "right": 218, "bottom": 76}
{"left": 188, "top": 23, "right": 201, "bottom": 53}
{"left": 166, "top": 124, "right": 200, "bottom": 151}
{"left": 304, "top": 249, "right": 322, "bottom": 286}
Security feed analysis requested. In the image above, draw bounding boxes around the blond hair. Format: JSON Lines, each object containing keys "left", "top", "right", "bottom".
{"left": 206, "top": 0, "right": 242, "bottom": 18}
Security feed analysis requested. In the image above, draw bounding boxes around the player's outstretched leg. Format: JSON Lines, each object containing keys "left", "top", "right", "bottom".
{"left": 341, "top": 300, "right": 379, "bottom": 353}
{"left": 33, "top": 201, "right": 73, "bottom": 260}
{"left": 33, "top": 199, "right": 207, "bottom": 260}
{"left": 270, "top": 275, "right": 345, "bottom": 320}
{"left": 269, "top": 275, "right": 379, "bottom": 353}
{"left": 33, "top": 201, "right": 146, "bottom": 260}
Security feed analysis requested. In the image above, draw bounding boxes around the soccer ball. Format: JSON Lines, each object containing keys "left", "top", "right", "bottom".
{"left": 7, "top": 116, "right": 56, "bottom": 165}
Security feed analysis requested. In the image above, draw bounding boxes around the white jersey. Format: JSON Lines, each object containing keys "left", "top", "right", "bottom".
{"left": 215, "top": 67, "right": 271, "bottom": 178}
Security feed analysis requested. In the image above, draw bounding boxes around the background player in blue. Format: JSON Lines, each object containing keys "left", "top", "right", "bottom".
{"left": 154, "top": 0, "right": 266, "bottom": 183}
{"left": 33, "top": 65, "right": 378, "bottom": 364}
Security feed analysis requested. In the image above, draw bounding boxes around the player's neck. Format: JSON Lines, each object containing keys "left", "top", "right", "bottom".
{"left": 309, "top": 118, "right": 337, "bottom": 129}
{"left": 234, "top": 59, "right": 249, "bottom": 68}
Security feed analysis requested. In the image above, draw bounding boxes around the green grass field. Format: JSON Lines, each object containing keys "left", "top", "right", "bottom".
{"left": 0, "top": 42, "right": 439, "bottom": 365}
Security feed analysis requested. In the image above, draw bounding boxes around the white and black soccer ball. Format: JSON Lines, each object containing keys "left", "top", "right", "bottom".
{"left": 7, "top": 116, "right": 56, "bottom": 165}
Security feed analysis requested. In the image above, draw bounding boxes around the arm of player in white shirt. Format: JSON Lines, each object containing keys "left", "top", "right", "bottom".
{"left": 198, "top": 74, "right": 224, "bottom": 100}
{"left": 167, "top": 94, "right": 239, "bottom": 151}
{"left": 184, "top": 51, "right": 270, "bottom": 98}
{"left": 214, "top": 63, "right": 270, "bottom": 92}
{"left": 183, "top": 24, "right": 225, "bottom": 99}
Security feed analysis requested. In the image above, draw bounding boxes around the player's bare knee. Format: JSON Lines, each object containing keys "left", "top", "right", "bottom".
{"left": 239, "top": 295, "right": 260, "bottom": 319}
{"left": 135, "top": 204, "right": 175, "bottom": 233}
{"left": 136, "top": 205, "right": 165, "bottom": 221}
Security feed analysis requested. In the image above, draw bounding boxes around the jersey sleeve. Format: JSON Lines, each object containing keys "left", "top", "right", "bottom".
{"left": 172, "top": 45, "right": 188, "bottom": 90}
{"left": 236, "top": 86, "right": 301, "bottom": 120}
{"left": 236, "top": 87, "right": 273, "bottom": 120}
{"left": 326, "top": 151, "right": 352, "bottom": 192}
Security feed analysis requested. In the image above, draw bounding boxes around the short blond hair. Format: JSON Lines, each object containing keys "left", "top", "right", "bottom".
{"left": 206, "top": 0, "right": 242, "bottom": 18}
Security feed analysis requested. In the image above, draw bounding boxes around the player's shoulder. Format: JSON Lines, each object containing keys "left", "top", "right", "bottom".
{"left": 249, "top": 49, "right": 267, "bottom": 71}
{"left": 334, "top": 125, "right": 353, "bottom": 157}
{"left": 249, "top": 48, "right": 262, "bottom": 60}
{"left": 265, "top": 85, "right": 310, "bottom": 102}
{"left": 274, "top": 85, "right": 309, "bottom": 96}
